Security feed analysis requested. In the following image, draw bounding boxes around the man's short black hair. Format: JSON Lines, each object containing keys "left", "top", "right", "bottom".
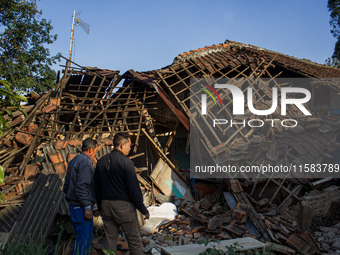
{"left": 113, "top": 133, "right": 130, "bottom": 148}
{"left": 81, "top": 138, "right": 98, "bottom": 152}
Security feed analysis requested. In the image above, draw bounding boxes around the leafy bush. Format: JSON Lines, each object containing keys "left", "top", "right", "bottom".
{"left": 198, "top": 237, "right": 224, "bottom": 255}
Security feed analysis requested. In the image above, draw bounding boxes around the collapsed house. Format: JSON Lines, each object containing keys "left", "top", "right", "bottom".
{"left": 1, "top": 40, "right": 340, "bottom": 254}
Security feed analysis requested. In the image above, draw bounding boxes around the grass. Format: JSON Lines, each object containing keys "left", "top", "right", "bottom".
{"left": 0, "top": 233, "right": 72, "bottom": 255}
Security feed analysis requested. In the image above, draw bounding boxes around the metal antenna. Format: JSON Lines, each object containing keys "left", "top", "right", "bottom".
{"left": 68, "top": 11, "right": 90, "bottom": 69}
{"left": 76, "top": 18, "right": 90, "bottom": 34}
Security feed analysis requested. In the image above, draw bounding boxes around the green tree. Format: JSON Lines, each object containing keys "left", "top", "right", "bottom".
{"left": 0, "top": 80, "right": 27, "bottom": 201}
{"left": 0, "top": 0, "right": 60, "bottom": 93}
{"left": 328, "top": 0, "right": 340, "bottom": 67}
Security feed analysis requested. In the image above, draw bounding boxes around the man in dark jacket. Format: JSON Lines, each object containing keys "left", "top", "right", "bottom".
{"left": 94, "top": 133, "right": 149, "bottom": 255}
{"left": 63, "top": 138, "right": 97, "bottom": 255}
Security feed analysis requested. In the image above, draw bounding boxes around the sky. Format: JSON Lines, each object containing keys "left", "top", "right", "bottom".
{"left": 38, "top": 0, "right": 336, "bottom": 74}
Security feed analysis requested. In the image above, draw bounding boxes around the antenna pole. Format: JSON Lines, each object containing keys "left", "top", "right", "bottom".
{"left": 67, "top": 10, "right": 76, "bottom": 69}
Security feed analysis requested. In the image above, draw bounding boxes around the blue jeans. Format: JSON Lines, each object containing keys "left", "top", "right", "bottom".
{"left": 70, "top": 204, "right": 93, "bottom": 255}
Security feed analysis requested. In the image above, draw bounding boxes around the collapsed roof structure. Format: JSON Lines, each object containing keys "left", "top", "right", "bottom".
{"left": 1, "top": 40, "right": 340, "bottom": 253}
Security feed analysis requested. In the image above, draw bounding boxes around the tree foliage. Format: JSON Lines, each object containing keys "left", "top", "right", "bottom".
{"left": 328, "top": 0, "right": 340, "bottom": 66}
{"left": 0, "top": 80, "right": 27, "bottom": 190}
{"left": 0, "top": 0, "right": 60, "bottom": 93}
{"left": 0, "top": 80, "right": 27, "bottom": 136}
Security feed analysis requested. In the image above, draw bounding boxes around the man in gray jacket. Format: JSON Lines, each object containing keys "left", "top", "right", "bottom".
{"left": 63, "top": 138, "right": 97, "bottom": 255}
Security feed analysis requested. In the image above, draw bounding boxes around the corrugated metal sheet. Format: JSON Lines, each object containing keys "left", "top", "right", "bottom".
{"left": 0, "top": 204, "right": 22, "bottom": 233}
{"left": 7, "top": 172, "right": 63, "bottom": 246}
{"left": 0, "top": 204, "right": 23, "bottom": 244}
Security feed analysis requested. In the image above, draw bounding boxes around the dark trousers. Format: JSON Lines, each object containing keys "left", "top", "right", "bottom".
{"left": 70, "top": 204, "right": 93, "bottom": 255}
{"left": 101, "top": 200, "right": 144, "bottom": 255}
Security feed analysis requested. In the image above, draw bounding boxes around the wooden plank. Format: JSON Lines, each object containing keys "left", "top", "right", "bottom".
{"left": 161, "top": 237, "right": 266, "bottom": 255}
{"left": 133, "top": 95, "right": 146, "bottom": 153}
{"left": 150, "top": 158, "right": 192, "bottom": 201}
{"left": 164, "top": 122, "right": 179, "bottom": 153}
{"left": 3, "top": 105, "right": 34, "bottom": 120}
{"left": 18, "top": 112, "right": 47, "bottom": 175}
{"left": 278, "top": 185, "right": 303, "bottom": 214}
{"left": 142, "top": 128, "right": 187, "bottom": 183}
{"left": 259, "top": 178, "right": 301, "bottom": 201}
{"left": 78, "top": 85, "right": 131, "bottom": 136}
{"left": 0, "top": 145, "right": 29, "bottom": 166}
{"left": 66, "top": 75, "right": 97, "bottom": 137}
{"left": 83, "top": 76, "right": 110, "bottom": 129}
{"left": 136, "top": 173, "right": 151, "bottom": 190}
{"left": 234, "top": 192, "right": 273, "bottom": 241}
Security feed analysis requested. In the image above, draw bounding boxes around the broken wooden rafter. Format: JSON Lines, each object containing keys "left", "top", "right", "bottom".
{"left": 141, "top": 128, "right": 187, "bottom": 183}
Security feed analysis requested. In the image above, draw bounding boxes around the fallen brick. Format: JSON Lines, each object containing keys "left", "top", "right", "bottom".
{"left": 174, "top": 229, "right": 188, "bottom": 236}
{"left": 48, "top": 153, "right": 61, "bottom": 164}
{"left": 182, "top": 206, "right": 199, "bottom": 218}
{"left": 234, "top": 209, "right": 247, "bottom": 224}
{"left": 189, "top": 226, "right": 205, "bottom": 234}
{"left": 68, "top": 138, "right": 83, "bottom": 147}
{"left": 229, "top": 180, "right": 243, "bottom": 193}
{"left": 169, "top": 227, "right": 177, "bottom": 234}
{"left": 237, "top": 202, "right": 249, "bottom": 212}
{"left": 217, "top": 230, "right": 231, "bottom": 240}
{"left": 49, "top": 97, "right": 60, "bottom": 106}
{"left": 15, "top": 132, "right": 33, "bottom": 145}
{"left": 24, "top": 164, "right": 38, "bottom": 179}
{"left": 53, "top": 162, "right": 66, "bottom": 174}
{"left": 101, "top": 138, "right": 113, "bottom": 146}
{"left": 54, "top": 139, "right": 68, "bottom": 150}
{"left": 207, "top": 216, "right": 222, "bottom": 231}
{"left": 28, "top": 123, "right": 38, "bottom": 133}
{"left": 286, "top": 234, "right": 317, "bottom": 255}
{"left": 42, "top": 104, "right": 56, "bottom": 113}
{"left": 224, "top": 223, "right": 244, "bottom": 236}
{"left": 221, "top": 215, "right": 232, "bottom": 224}
{"left": 300, "top": 231, "right": 320, "bottom": 252}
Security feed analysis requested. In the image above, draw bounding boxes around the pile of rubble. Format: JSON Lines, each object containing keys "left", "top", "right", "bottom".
{"left": 1, "top": 40, "right": 340, "bottom": 254}
{"left": 315, "top": 224, "right": 340, "bottom": 253}
{"left": 132, "top": 177, "right": 340, "bottom": 255}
